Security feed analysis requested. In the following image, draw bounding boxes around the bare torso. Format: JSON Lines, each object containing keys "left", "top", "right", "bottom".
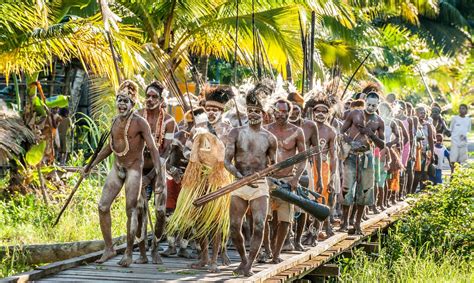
{"left": 109, "top": 113, "right": 148, "bottom": 171}
{"left": 232, "top": 126, "right": 277, "bottom": 176}
{"left": 266, "top": 122, "right": 305, "bottom": 178}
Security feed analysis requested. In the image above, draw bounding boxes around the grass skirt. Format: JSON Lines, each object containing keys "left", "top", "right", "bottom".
{"left": 166, "top": 163, "right": 231, "bottom": 245}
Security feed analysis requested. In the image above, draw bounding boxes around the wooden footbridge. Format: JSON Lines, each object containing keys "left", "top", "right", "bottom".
{"left": 3, "top": 201, "right": 410, "bottom": 283}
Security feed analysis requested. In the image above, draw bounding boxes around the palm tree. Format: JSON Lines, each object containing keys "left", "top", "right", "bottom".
{"left": 0, "top": 0, "right": 144, "bottom": 90}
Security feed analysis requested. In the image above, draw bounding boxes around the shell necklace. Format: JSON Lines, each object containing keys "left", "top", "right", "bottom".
{"left": 109, "top": 111, "right": 134, "bottom": 157}
{"left": 144, "top": 106, "right": 165, "bottom": 148}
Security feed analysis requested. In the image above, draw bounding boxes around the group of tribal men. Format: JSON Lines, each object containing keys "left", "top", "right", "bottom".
{"left": 83, "top": 78, "right": 468, "bottom": 276}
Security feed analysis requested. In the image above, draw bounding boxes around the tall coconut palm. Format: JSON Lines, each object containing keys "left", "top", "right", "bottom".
{"left": 0, "top": 0, "right": 145, "bottom": 88}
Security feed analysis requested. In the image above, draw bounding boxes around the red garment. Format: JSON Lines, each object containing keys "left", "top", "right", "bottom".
{"left": 166, "top": 178, "right": 182, "bottom": 210}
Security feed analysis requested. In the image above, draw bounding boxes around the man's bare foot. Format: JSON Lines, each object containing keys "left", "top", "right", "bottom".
{"left": 133, "top": 255, "right": 148, "bottom": 264}
{"left": 152, "top": 250, "right": 163, "bottom": 264}
{"left": 325, "top": 228, "right": 335, "bottom": 238}
{"left": 257, "top": 251, "right": 271, "bottom": 263}
{"left": 282, "top": 241, "right": 294, "bottom": 252}
{"left": 317, "top": 231, "right": 327, "bottom": 241}
{"left": 233, "top": 261, "right": 247, "bottom": 275}
{"left": 178, "top": 248, "right": 194, "bottom": 259}
{"left": 372, "top": 206, "right": 380, "bottom": 214}
{"left": 271, "top": 256, "right": 283, "bottom": 264}
{"left": 353, "top": 225, "right": 363, "bottom": 235}
{"left": 338, "top": 224, "right": 348, "bottom": 232}
{"left": 294, "top": 242, "right": 308, "bottom": 251}
{"left": 221, "top": 252, "right": 232, "bottom": 266}
{"left": 160, "top": 246, "right": 177, "bottom": 257}
{"left": 362, "top": 214, "right": 369, "bottom": 221}
{"left": 95, "top": 249, "right": 116, "bottom": 263}
{"left": 242, "top": 265, "right": 254, "bottom": 277}
{"left": 189, "top": 260, "right": 208, "bottom": 269}
{"left": 208, "top": 263, "right": 220, "bottom": 273}
{"left": 118, "top": 254, "right": 133, "bottom": 267}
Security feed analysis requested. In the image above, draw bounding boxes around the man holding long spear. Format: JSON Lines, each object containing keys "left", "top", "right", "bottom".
{"left": 84, "top": 81, "right": 163, "bottom": 267}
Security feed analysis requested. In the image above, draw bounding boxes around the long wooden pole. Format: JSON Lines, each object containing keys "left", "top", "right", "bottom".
{"left": 309, "top": 11, "right": 315, "bottom": 90}
{"left": 416, "top": 66, "right": 435, "bottom": 103}
{"left": 341, "top": 51, "right": 371, "bottom": 99}
{"left": 193, "top": 146, "right": 322, "bottom": 207}
{"left": 53, "top": 131, "right": 110, "bottom": 227}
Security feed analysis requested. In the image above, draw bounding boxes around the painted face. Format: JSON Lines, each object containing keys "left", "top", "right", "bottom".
{"left": 273, "top": 102, "right": 290, "bottom": 125}
{"left": 145, "top": 88, "right": 162, "bottom": 110}
{"left": 365, "top": 97, "right": 379, "bottom": 114}
{"left": 313, "top": 105, "right": 329, "bottom": 122}
{"left": 459, "top": 105, "right": 468, "bottom": 116}
{"left": 205, "top": 106, "right": 223, "bottom": 124}
{"left": 431, "top": 107, "right": 440, "bottom": 120}
{"left": 289, "top": 105, "right": 301, "bottom": 123}
{"left": 116, "top": 94, "right": 133, "bottom": 117}
{"left": 247, "top": 106, "right": 263, "bottom": 125}
{"left": 416, "top": 108, "right": 426, "bottom": 121}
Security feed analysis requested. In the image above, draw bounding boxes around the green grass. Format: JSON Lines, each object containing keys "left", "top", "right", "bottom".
{"left": 338, "top": 246, "right": 473, "bottom": 282}
{"left": 338, "top": 164, "right": 474, "bottom": 282}
{"left": 0, "top": 164, "right": 128, "bottom": 277}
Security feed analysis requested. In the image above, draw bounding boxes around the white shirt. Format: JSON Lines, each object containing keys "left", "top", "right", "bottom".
{"left": 450, "top": 115, "right": 471, "bottom": 145}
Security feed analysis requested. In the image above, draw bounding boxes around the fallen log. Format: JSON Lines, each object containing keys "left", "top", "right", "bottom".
{"left": 0, "top": 235, "right": 125, "bottom": 265}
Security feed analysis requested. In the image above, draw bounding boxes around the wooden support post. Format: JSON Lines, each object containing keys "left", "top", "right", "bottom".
{"left": 311, "top": 264, "right": 340, "bottom": 277}
{"left": 360, "top": 242, "right": 380, "bottom": 254}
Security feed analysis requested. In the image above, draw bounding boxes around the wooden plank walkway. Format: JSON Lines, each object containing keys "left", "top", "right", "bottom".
{"left": 3, "top": 201, "right": 410, "bottom": 283}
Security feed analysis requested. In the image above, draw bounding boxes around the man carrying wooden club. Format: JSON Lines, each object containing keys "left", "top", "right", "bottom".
{"left": 224, "top": 88, "right": 277, "bottom": 276}
{"left": 83, "top": 80, "right": 163, "bottom": 267}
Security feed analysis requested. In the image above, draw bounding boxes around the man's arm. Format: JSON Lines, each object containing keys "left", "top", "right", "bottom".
{"left": 85, "top": 145, "right": 112, "bottom": 174}
{"left": 388, "top": 120, "right": 400, "bottom": 147}
{"left": 267, "top": 132, "right": 277, "bottom": 166}
{"left": 309, "top": 121, "right": 323, "bottom": 192}
{"left": 160, "top": 117, "right": 177, "bottom": 160}
{"left": 290, "top": 128, "right": 307, "bottom": 190}
{"left": 328, "top": 130, "right": 337, "bottom": 192}
{"left": 362, "top": 118, "right": 385, "bottom": 148}
{"left": 224, "top": 128, "right": 243, "bottom": 179}
{"left": 140, "top": 118, "right": 163, "bottom": 191}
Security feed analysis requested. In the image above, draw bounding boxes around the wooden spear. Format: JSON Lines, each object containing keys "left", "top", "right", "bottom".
{"left": 53, "top": 131, "right": 110, "bottom": 227}
{"left": 193, "top": 146, "right": 322, "bottom": 207}
{"left": 341, "top": 51, "right": 371, "bottom": 99}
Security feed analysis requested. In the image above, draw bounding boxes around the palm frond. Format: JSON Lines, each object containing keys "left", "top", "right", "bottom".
{"left": 0, "top": 107, "right": 35, "bottom": 164}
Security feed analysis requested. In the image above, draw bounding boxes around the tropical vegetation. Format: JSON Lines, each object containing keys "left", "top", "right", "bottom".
{"left": 0, "top": 0, "right": 472, "bottom": 279}
{"left": 338, "top": 164, "right": 474, "bottom": 282}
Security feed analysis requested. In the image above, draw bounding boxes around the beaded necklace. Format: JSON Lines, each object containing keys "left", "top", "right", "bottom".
{"left": 143, "top": 106, "right": 166, "bottom": 148}
{"left": 109, "top": 111, "right": 134, "bottom": 157}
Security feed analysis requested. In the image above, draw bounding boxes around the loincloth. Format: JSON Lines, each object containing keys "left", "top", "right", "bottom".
{"left": 342, "top": 151, "right": 375, "bottom": 206}
{"left": 311, "top": 160, "right": 330, "bottom": 205}
{"left": 270, "top": 176, "right": 294, "bottom": 223}
{"left": 231, "top": 178, "right": 269, "bottom": 201}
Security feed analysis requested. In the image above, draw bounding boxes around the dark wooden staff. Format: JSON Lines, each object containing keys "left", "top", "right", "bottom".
{"left": 193, "top": 146, "right": 322, "bottom": 207}
{"left": 53, "top": 131, "right": 110, "bottom": 227}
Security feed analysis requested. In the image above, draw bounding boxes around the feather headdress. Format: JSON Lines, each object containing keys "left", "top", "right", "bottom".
{"left": 202, "top": 85, "right": 235, "bottom": 110}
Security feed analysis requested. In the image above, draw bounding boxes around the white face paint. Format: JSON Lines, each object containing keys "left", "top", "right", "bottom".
{"left": 313, "top": 105, "right": 329, "bottom": 123}
{"left": 116, "top": 94, "right": 133, "bottom": 117}
{"left": 145, "top": 88, "right": 162, "bottom": 110}
{"left": 205, "top": 106, "right": 222, "bottom": 124}
{"left": 365, "top": 97, "right": 379, "bottom": 114}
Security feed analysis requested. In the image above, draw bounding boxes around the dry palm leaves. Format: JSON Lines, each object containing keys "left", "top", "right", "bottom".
{"left": 0, "top": 107, "right": 35, "bottom": 164}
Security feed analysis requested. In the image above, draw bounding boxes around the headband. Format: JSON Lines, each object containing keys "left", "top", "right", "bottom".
{"left": 205, "top": 101, "right": 225, "bottom": 110}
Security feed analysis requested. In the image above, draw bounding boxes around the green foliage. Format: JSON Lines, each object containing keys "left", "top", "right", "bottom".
{"left": 25, "top": 141, "right": 46, "bottom": 167}
{"left": 338, "top": 245, "right": 473, "bottom": 282}
{"left": 391, "top": 164, "right": 474, "bottom": 259}
{"left": 339, "top": 164, "right": 474, "bottom": 282}
{"left": 0, "top": 170, "right": 127, "bottom": 277}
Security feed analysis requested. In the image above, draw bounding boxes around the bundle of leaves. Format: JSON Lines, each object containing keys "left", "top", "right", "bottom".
{"left": 389, "top": 164, "right": 474, "bottom": 260}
